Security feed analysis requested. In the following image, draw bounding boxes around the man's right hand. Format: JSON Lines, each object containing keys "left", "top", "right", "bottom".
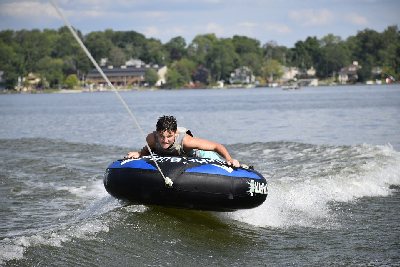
{"left": 124, "top": 151, "right": 140, "bottom": 159}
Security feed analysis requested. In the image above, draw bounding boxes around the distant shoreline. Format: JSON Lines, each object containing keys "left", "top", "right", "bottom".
{"left": 0, "top": 83, "right": 398, "bottom": 95}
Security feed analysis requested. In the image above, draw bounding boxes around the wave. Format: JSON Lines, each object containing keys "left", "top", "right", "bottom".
{"left": 1, "top": 138, "right": 400, "bottom": 264}
{"left": 227, "top": 142, "right": 400, "bottom": 228}
{"left": 0, "top": 138, "right": 125, "bottom": 264}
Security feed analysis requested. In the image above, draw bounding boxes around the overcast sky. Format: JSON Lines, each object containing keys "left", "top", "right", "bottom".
{"left": 0, "top": 0, "right": 399, "bottom": 47}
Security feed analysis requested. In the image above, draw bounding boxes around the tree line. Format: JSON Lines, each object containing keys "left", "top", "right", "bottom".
{"left": 0, "top": 25, "right": 399, "bottom": 89}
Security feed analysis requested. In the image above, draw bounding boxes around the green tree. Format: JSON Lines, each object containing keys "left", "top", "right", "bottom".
{"left": 141, "top": 38, "right": 166, "bottom": 64}
{"left": 111, "top": 30, "right": 147, "bottom": 59}
{"left": 263, "top": 41, "right": 292, "bottom": 65}
{"left": 261, "top": 59, "right": 283, "bottom": 82}
{"left": 232, "top": 35, "right": 262, "bottom": 72}
{"left": 64, "top": 74, "right": 79, "bottom": 89}
{"left": 347, "top": 28, "right": 384, "bottom": 81}
{"left": 84, "top": 31, "right": 113, "bottom": 62}
{"left": 36, "top": 56, "right": 64, "bottom": 88}
{"left": 164, "top": 36, "right": 187, "bottom": 62}
{"left": 241, "top": 52, "right": 263, "bottom": 76}
{"left": 291, "top": 36, "right": 321, "bottom": 70}
{"left": 192, "top": 65, "right": 211, "bottom": 85}
{"left": 117, "top": 31, "right": 146, "bottom": 59}
{"left": 166, "top": 58, "right": 197, "bottom": 87}
{"left": 108, "top": 46, "right": 126, "bottom": 67}
{"left": 144, "top": 69, "right": 159, "bottom": 86}
{"left": 0, "top": 30, "right": 15, "bottom": 44}
{"left": 1, "top": 25, "right": 399, "bottom": 90}
{"left": 0, "top": 39, "right": 22, "bottom": 88}
{"left": 379, "top": 25, "right": 400, "bottom": 80}
{"left": 317, "top": 34, "right": 350, "bottom": 78}
{"left": 232, "top": 35, "right": 261, "bottom": 55}
{"left": 178, "top": 58, "right": 196, "bottom": 82}
{"left": 52, "top": 27, "right": 76, "bottom": 58}
{"left": 165, "top": 68, "right": 184, "bottom": 88}
{"left": 206, "top": 38, "right": 237, "bottom": 82}
{"left": 52, "top": 27, "right": 91, "bottom": 78}
{"left": 14, "top": 29, "right": 55, "bottom": 73}
{"left": 187, "top": 34, "right": 218, "bottom": 65}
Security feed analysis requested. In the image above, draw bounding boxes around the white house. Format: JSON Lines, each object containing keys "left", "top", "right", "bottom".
{"left": 338, "top": 61, "right": 361, "bottom": 84}
{"left": 229, "top": 66, "right": 255, "bottom": 84}
{"left": 281, "top": 67, "right": 299, "bottom": 81}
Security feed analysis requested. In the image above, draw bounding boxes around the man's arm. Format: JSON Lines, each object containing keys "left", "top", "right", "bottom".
{"left": 183, "top": 135, "right": 240, "bottom": 167}
{"left": 125, "top": 133, "right": 155, "bottom": 158}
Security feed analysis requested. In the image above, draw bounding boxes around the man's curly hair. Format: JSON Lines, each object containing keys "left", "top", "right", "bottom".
{"left": 156, "top": 115, "right": 177, "bottom": 132}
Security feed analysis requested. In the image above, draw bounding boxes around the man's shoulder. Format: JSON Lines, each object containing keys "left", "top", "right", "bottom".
{"left": 146, "top": 132, "right": 156, "bottom": 142}
{"left": 178, "top": 127, "right": 194, "bottom": 137}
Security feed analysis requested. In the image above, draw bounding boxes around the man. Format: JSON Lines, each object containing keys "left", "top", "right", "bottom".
{"left": 125, "top": 115, "right": 240, "bottom": 167}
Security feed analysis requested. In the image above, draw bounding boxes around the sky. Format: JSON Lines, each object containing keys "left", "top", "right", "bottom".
{"left": 0, "top": 0, "right": 399, "bottom": 48}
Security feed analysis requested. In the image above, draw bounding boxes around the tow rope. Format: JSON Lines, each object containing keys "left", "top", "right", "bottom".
{"left": 50, "top": 0, "right": 173, "bottom": 187}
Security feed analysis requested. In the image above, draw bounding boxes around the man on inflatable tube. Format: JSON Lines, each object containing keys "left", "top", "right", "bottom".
{"left": 125, "top": 115, "right": 240, "bottom": 167}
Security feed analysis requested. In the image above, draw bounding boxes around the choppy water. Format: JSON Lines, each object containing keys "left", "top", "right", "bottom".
{"left": 1, "top": 85, "right": 400, "bottom": 266}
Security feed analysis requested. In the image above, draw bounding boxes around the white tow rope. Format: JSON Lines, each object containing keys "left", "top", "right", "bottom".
{"left": 50, "top": 0, "right": 173, "bottom": 187}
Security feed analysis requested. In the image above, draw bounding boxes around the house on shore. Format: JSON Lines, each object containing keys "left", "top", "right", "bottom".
{"left": 229, "top": 66, "right": 255, "bottom": 85}
{"left": 86, "top": 60, "right": 167, "bottom": 88}
{"left": 338, "top": 61, "right": 361, "bottom": 84}
{"left": 13, "top": 73, "right": 42, "bottom": 92}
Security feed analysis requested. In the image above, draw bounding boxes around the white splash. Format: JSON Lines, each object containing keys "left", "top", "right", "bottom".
{"left": 227, "top": 144, "right": 400, "bottom": 228}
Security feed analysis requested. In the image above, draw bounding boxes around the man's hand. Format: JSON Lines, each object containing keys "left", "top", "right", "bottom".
{"left": 124, "top": 151, "right": 140, "bottom": 159}
{"left": 227, "top": 159, "right": 240, "bottom": 168}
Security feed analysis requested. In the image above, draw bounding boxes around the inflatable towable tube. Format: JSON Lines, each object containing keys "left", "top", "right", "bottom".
{"left": 104, "top": 155, "right": 268, "bottom": 211}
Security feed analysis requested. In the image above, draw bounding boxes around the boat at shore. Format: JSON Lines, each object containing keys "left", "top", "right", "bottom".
{"left": 281, "top": 83, "right": 300, "bottom": 90}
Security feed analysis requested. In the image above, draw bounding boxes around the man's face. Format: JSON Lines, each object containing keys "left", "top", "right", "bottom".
{"left": 157, "top": 130, "right": 176, "bottom": 149}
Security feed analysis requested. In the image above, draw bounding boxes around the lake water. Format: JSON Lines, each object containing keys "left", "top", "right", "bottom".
{"left": 1, "top": 85, "right": 399, "bottom": 266}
